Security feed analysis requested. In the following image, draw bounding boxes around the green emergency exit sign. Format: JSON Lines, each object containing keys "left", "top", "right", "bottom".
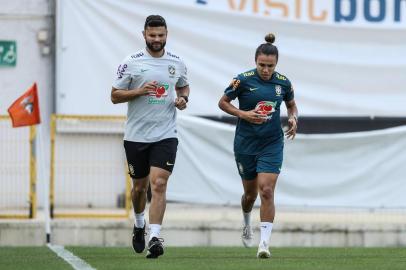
{"left": 0, "top": 41, "right": 17, "bottom": 67}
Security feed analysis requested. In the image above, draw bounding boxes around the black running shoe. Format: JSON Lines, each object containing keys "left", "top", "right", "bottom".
{"left": 132, "top": 224, "right": 146, "bottom": 253}
{"left": 146, "top": 237, "right": 164, "bottom": 259}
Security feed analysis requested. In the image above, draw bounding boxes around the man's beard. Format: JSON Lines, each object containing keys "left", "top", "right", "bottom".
{"left": 146, "top": 41, "right": 166, "bottom": 52}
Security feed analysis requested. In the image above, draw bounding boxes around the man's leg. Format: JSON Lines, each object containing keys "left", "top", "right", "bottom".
{"left": 145, "top": 138, "right": 177, "bottom": 259}
{"left": 123, "top": 140, "right": 150, "bottom": 254}
{"left": 131, "top": 177, "right": 149, "bottom": 253}
{"left": 148, "top": 167, "right": 170, "bottom": 226}
{"left": 146, "top": 166, "right": 170, "bottom": 258}
{"left": 132, "top": 177, "right": 149, "bottom": 226}
{"left": 257, "top": 172, "right": 279, "bottom": 258}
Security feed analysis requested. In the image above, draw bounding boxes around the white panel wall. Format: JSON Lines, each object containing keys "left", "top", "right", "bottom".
{"left": 0, "top": 0, "right": 55, "bottom": 208}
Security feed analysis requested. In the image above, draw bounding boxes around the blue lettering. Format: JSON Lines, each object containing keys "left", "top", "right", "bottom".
{"left": 131, "top": 53, "right": 144, "bottom": 59}
{"left": 395, "top": 0, "right": 406, "bottom": 21}
{"left": 167, "top": 52, "right": 179, "bottom": 59}
{"left": 364, "top": 0, "right": 386, "bottom": 22}
{"left": 335, "top": 0, "right": 356, "bottom": 22}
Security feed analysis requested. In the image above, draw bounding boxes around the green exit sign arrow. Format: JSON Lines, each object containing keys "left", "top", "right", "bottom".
{"left": 0, "top": 41, "right": 17, "bottom": 67}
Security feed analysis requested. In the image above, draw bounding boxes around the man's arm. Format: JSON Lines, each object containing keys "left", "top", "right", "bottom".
{"left": 175, "top": 85, "right": 189, "bottom": 99}
{"left": 174, "top": 85, "right": 190, "bottom": 110}
{"left": 111, "top": 82, "right": 157, "bottom": 104}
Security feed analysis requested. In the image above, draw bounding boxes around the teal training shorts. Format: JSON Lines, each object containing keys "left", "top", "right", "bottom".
{"left": 234, "top": 141, "right": 283, "bottom": 180}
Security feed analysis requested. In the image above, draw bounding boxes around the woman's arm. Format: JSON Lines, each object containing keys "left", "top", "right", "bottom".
{"left": 218, "top": 95, "right": 266, "bottom": 124}
{"left": 285, "top": 99, "right": 298, "bottom": 139}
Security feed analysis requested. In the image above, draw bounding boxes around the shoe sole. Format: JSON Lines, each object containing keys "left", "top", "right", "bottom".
{"left": 132, "top": 245, "right": 145, "bottom": 254}
{"left": 146, "top": 245, "right": 164, "bottom": 259}
{"left": 257, "top": 251, "right": 271, "bottom": 258}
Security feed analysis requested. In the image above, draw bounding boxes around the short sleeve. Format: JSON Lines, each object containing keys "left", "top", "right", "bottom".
{"left": 175, "top": 60, "right": 189, "bottom": 88}
{"left": 224, "top": 75, "right": 243, "bottom": 100}
{"left": 283, "top": 80, "right": 294, "bottom": 102}
{"left": 112, "top": 57, "right": 133, "bottom": 90}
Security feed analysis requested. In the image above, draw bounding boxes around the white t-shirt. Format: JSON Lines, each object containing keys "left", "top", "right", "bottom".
{"left": 112, "top": 49, "right": 188, "bottom": 142}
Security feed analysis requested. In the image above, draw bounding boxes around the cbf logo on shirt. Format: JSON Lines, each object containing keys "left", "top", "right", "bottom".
{"left": 168, "top": 65, "right": 176, "bottom": 78}
{"left": 148, "top": 82, "right": 169, "bottom": 104}
{"left": 275, "top": 85, "right": 282, "bottom": 97}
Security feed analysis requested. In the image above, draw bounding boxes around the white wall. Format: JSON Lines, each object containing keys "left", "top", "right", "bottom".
{"left": 0, "top": 0, "right": 55, "bottom": 208}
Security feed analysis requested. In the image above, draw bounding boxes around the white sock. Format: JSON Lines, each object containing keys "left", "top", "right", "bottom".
{"left": 134, "top": 211, "right": 145, "bottom": 228}
{"left": 149, "top": 224, "right": 161, "bottom": 240}
{"left": 260, "top": 222, "right": 273, "bottom": 245}
{"left": 243, "top": 211, "right": 251, "bottom": 226}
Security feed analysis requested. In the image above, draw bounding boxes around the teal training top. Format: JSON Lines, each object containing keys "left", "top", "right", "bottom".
{"left": 224, "top": 69, "right": 294, "bottom": 155}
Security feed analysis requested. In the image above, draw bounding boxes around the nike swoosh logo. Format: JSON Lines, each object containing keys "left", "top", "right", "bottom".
{"left": 249, "top": 87, "right": 258, "bottom": 91}
{"left": 166, "top": 162, "right": 174, "bottom": 166}
{"left": 140, "top": 69, "right": 149, "bottom": 72}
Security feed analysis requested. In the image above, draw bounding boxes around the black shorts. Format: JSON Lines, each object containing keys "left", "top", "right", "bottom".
{"left": 124, "top": 138, "right": 178, "bottom": 179}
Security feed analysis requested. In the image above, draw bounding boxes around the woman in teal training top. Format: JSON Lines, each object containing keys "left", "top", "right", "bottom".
{"left": 218, "top": 33, "right": 298, "bottom": 259}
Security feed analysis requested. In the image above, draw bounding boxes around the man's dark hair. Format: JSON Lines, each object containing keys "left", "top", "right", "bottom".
{"left": 144, "top": 15, "right": 167, "bottom": 29}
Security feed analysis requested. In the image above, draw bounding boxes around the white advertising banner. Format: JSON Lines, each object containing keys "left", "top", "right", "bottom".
{"left": 56, "top": 0, "right": 406, "bottom": 116}
{"left": 170, "top": 115, "right": 406, "bottom": 208}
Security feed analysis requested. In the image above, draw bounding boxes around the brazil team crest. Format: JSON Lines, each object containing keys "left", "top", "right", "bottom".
{"left": 275, "top": 85, "right": 282, "bottom": 96}
{"left": 128, "top": 164, "right": 135, "bottom": 175}
{"left": 168, "top": 65, "right": 176, "bottom": 78}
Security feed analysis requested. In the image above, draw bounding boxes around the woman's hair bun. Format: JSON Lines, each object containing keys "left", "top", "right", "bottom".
{"left": 264, "top": 33, "right": 275, "bottom": 44}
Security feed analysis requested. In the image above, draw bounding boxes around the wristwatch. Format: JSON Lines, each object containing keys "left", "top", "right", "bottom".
{"left": 180, "top": 95, "right": 189, "bottom": 103}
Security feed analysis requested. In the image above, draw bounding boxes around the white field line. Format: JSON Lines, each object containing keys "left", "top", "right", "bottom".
{"left": 47, "top": 244, "right": 96, "bottom": 270}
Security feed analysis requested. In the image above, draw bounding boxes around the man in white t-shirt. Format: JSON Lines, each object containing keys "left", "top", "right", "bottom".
{"left": 111, "top": 15, "right": 189, "bottom": 259}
